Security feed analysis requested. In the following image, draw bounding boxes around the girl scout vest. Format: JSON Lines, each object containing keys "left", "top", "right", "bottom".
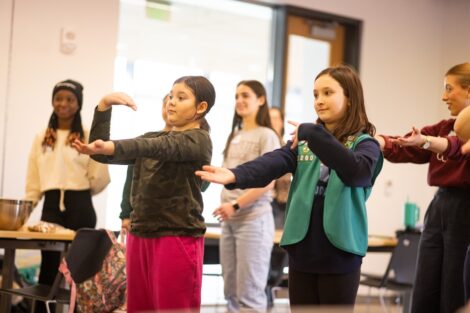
{"left": 280, "top": 134, "right": 383, "bottom": 256}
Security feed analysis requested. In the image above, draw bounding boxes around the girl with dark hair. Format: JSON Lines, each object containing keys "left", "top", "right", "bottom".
{"left": 197, "top": 65, "right": 383, "bottom": 308}
{"left": 215, "top": 80, "right": 280, "bottom": 311}
{"left": 73, "top": 76, "right": 215, "bottom": 313}
{"left": 25, "top": 79, "right": 110, "bottom": 313}
{"left": 376, "top": 62, "right": 470, "bottom": 313}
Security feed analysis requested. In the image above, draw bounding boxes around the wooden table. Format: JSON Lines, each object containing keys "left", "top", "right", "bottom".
{"left": 205, "top": 227, "right": 283, "bottom": 244}
{"left": 0, "top": 228, "right": 75, "bottom": 312}
{"left": 203, "top": 227, "right": 397, "bottom": 271}
{"left": 205, "top": 227, "right": 397, "bottom": 251}
{"left": 367, "top": 234, "right": 398, "bottom": 252}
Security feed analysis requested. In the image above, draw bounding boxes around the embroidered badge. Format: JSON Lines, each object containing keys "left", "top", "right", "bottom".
{"left": 298, "top": 141, "right": 315, "bottom": 162}
{"left": 344, "top": 135, "right": 356, "bottom": 149}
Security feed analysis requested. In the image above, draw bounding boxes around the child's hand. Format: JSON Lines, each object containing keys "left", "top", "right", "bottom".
{"left": 97, "top": 92, "right": 137, "bottom": 111}
{"left": 394, "top": 127, "right": 425, "bottom": 147}
{"left": 288, "top": 120, "right": 300, "bottom": 149}
{"left": 195, "top": 165, "right": 235, "bottom": 184}
{"left": 121, "top": 218, "right": 130, "bottom": 233}
{"left": 72, "top": 139, "right": 115, "bottom": 155}
{"left": 213, "top": 203, "right": 236, "bottom": 222}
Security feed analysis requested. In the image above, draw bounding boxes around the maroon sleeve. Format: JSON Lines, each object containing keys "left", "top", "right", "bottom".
{"left": 381, "top": 119, "right": 455, "bottom": 164}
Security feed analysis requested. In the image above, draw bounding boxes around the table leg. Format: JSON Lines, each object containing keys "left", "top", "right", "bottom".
{"left": 403, "top": 289, "right": 413, "bottom": 313}
{"left": 1, "top": 248, "right": 16, "bottom": 313}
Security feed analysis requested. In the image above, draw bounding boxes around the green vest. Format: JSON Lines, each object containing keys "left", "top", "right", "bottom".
{"left": 280, "top": 134, "right": 383, "bottom": 256}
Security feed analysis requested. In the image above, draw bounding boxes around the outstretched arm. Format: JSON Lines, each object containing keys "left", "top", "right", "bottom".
{"left": 297, "top": 123, "right": 380, "bottom": 186}
{"left": 73, "top": 139, "right": 115, "bottom": 155}
{"left": 394, "top": 126, "right": 448, "bottom": 153}
{"left": 196, "top": 144, "right": 296, "bottom": 189}
{"left": 195, "top": 165, "right": 236, "bottom": 185}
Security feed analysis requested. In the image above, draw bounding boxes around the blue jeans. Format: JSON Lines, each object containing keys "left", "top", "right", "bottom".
{"left": 411, "top": 187, "right": 470, "bottom": 313}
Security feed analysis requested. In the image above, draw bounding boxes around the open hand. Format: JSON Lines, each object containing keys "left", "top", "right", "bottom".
{"left": 98, "top": 92, "right": 137, "bottom": 111}
{"left": 213, "top": 203, "right": 236, "bottom": 222}
{"left": 72, "top": 139, "right": 115, "bottom": 155}
{"left": 195, "top": 165, "right": 235, "bottom": 185}
{"left": 394, "top": 127, "right": 425, "bottom": 147}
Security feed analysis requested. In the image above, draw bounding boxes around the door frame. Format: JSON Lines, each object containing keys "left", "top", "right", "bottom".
{"left": 269, "top": 5, "right": 362, "bottom": 111}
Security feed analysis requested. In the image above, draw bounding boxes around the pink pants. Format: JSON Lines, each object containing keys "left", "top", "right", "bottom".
{"left": 126, "top": 233, "right": 204, "bottom": 313}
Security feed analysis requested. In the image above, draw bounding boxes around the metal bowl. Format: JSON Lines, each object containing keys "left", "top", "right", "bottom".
{"left": 0, "top": 199, "right": 33, "bottom": 230}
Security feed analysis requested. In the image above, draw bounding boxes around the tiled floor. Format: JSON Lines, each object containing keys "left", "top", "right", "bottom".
{"left": 200, "top": 266, "right": 406, "bottom": 313}
{"left": 200, "top": 303, "right": 404, "bottom": 313}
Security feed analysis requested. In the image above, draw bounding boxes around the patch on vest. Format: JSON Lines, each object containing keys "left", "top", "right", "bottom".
{"left": 297, "top": 141, "right": 315, "bottom": 162}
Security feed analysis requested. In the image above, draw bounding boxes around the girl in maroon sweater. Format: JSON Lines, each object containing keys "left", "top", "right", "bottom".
{"left": 376, "top": 62, "right": 470, "bottom": 313}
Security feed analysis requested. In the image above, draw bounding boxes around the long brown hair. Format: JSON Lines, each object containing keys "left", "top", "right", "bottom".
{"left": 315, "top": 65, "right": 375, "bottom": 143}
{"left": 223, "top": 80, "right": 273, "bottom": 158}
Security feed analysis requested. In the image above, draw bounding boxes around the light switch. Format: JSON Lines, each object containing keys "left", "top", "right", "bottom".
{"left": 60, "top": 27, "right": 77, "bottom": 55}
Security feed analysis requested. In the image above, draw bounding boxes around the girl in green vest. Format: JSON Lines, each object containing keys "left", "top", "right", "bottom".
{"left": 197, "top": 65, "right": 383, "bottom": 308}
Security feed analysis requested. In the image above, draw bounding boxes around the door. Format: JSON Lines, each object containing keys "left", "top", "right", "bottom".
{"left": 282, "top": 14, "right": 346, "bottom": 135}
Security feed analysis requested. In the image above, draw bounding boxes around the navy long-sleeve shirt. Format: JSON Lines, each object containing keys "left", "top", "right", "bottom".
{"left": 227, "top": 123, "right": 381, "bottom": 273}
{"left": 230, "top": 124, "right": 380, "bottom": 188}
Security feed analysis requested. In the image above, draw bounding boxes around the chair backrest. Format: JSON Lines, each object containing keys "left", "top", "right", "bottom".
{"left": 267, "top": 246, "right": 288, "bottom": 287}
{"left": 464, "top": 245, "right": 470, "bottom": 301}
{"left": 64, "top": 228, "right": 113, "bottom": 284}
{"left": 386, "top": 231, "right": 421, "bottom": 285}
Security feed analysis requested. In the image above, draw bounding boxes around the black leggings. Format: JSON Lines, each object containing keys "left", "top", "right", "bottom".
{"left": 36, "top": 190, "right": 96, "bottom": 313}
{"left": 288, "top": 266, "right": 361, "bottom": 307}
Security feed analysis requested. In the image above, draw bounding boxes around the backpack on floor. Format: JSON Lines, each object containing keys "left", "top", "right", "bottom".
{"left": 59, "top": 229, "right": 126, "bottom": 313}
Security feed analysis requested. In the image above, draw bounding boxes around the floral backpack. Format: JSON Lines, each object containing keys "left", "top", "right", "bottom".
{"left": 59, "top": 228, "right": 126, "bottom": 313}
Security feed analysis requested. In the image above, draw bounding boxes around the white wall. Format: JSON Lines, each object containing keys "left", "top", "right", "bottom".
{"left": 440, "top": 0, "right": 470, "bottom": 94}
{"left": 0, "top": 0, "right": 119, "bottom": 227}
{"left": 0, "top": 0, "right": 14, "bottom": 195}
{"left": 0, "top": 0, "right": 469, "bottom": 273}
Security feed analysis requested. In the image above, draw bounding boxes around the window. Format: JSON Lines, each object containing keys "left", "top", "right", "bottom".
{"left": 107, "top": 0, "right": 273, "bottom": 228}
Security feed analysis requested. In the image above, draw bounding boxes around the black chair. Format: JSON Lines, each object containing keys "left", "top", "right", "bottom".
{"left": 464, "top": 244, "right": 470, "bottom": 302}
{"left": 360, "top": 230, "right": 421, "bottom": 313}
{"left": 0, "top": 228, "right": 113, "bottom": 313}
{"left": 266, "top": 245, "right": 289, "bottom": 307}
